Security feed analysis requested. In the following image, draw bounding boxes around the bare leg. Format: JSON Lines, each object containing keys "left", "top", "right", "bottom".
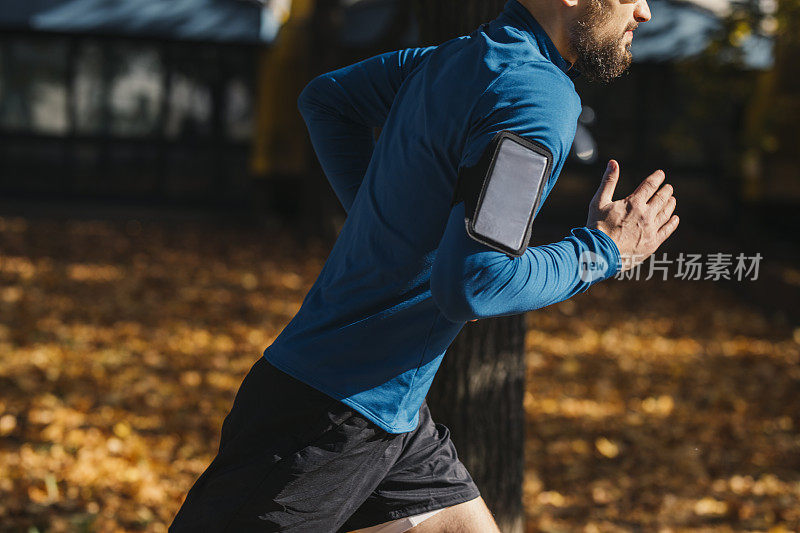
{"left": 406, "top": 496, "right": 500, "bottom": 533}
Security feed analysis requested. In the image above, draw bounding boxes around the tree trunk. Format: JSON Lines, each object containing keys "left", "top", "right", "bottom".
{"left": 414, "top": 3, "right": 527, "bottom": 532}
{"left": 427, "top": 316, "right": 526, "bottom": 533}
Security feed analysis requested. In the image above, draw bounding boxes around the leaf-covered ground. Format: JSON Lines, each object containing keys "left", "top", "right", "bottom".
{"left": 0, "top": 215, "right": 797, "bottom": 532}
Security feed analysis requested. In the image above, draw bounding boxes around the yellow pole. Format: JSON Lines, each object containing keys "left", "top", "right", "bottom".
{"left": 251, "top": 0, "right": 317, "bottom": 177}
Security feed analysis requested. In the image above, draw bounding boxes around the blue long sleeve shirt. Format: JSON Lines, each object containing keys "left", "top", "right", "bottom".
{"left": 263, "top": 0, "right": 621, "bottom": 433}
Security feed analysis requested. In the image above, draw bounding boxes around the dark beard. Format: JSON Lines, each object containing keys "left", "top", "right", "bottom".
{"left": 568, "top": 0, "right": 632, "bottom": 83}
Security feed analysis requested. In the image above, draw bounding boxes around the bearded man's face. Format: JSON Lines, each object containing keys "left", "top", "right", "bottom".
{"left": 568, "top": 0, "right": 648, "bottom": 83}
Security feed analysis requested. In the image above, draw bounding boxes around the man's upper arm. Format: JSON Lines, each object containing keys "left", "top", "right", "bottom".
{"left": 430, "top": 63, "right": 620, "bottom": 322}
{"left": 459, "top": 61, "right": 580, "bottom": 194}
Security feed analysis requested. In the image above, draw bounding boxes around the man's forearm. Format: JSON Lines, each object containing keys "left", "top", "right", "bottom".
{"left": 430, "top": 203, "right": 621, "bottom": 322}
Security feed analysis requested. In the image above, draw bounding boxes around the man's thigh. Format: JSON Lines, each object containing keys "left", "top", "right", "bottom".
{"left": 349, "top": 497, "right": 499, "bottom": 533}
{"left": 170, "top": 358, "right": 400, "bottom": 532}
{"left": 171, "top": 359, "right": 482, "bottom": 532}
{"left": 340, "top": 403, "right": 481, "bottom": 532}
{"left": 407, "top": 497, "right": 500, "bottom": 533}
{"left": 225, "top": 409, "right": 398, "bottom": 531}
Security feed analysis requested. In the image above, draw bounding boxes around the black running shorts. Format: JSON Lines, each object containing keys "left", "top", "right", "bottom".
{"left": 169, "top": 357, "right": 480, "bottom": 532}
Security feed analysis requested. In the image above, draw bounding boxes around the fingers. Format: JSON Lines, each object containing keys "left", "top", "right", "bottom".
{"left": 657, "top": 214, "right": 680, "bottom": 241}
{"left": 591, "top": 160, "right": 620, "bottom": 207}
{"left": 631, "top": 169, "right": 665, "bottom": 204}
{"left": 648, "top": 182, "right": 673, "bottom": 210}
{"left": 654, "top": 195, "right": 676, "bottom": 226}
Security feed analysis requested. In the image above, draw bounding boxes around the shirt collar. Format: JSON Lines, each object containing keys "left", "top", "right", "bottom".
{"left": 501, "top": 0, "right": 580, "bottom": 79}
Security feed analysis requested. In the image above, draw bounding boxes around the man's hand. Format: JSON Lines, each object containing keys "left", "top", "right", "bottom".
{"left": 587, "top": 160, "right": 679, "bottom": 272}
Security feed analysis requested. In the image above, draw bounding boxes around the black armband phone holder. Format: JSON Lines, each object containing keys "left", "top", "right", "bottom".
{"left": 452, "top": 131, "right": 553, "bottom": 257}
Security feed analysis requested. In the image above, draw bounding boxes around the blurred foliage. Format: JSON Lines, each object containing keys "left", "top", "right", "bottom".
{"left": 0, "top": 216, "right": 326, "bottom": 532}
{"left": 666, "top": 0, "right": 800, "bottom": 201}
{"left": 0, "top": 215, "right": 798, "bottom": 531}
{"left": 524, "top": 278, "right": 799, "bottom": 531}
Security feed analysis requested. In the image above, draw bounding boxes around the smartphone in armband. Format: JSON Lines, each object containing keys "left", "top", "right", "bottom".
{"left": 452, "top": 131, "right": 553, "bottom": 257}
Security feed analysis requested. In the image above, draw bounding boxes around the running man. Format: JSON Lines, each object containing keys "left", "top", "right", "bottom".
{"left": 171, "top": 0, "right": 677, "bottom": 530}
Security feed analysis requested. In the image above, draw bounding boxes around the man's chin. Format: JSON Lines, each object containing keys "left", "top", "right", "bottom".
{"left": 624, "top": 40, "right": 633, "bottom": 56}
{"left": 623, "top": 47, "right": 633, "bottom": 66}
{"left": 570, "top": 34, "right": 633, "bottom": 82}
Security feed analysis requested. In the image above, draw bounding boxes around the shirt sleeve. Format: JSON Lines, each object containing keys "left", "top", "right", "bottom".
{"left": 297, "top": 47, "right": 436, "bottom": 212}
{"left": 430, "top": 62, "right": 621, "bottom": 323}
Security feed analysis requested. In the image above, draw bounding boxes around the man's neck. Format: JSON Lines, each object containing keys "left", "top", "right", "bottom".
{"left": 516, "top": 0, "right": 576, "bottom": 63}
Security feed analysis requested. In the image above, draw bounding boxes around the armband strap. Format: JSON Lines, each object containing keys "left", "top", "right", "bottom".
{"left": 452, "top": 131, "right": 553, "bottom": 257}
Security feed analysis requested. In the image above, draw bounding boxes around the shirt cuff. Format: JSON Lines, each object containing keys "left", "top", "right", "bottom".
{"left": 571, "top": 226, "right": 622, "bottom": 282}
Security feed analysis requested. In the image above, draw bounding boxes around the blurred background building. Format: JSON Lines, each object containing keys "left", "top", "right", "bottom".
{"left": 0, "top": 0, "right": 276, "bottom": 207}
